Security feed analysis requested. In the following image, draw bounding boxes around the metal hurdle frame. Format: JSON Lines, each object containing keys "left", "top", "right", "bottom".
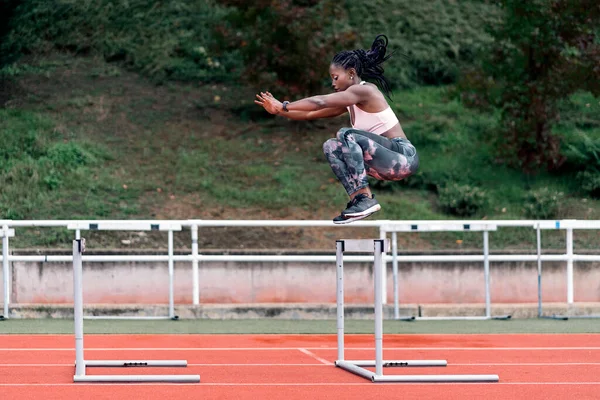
{"left": 334, "top": 239, "right": 500, "bottom": 383}
{"left": 67, "top": 222, "right": 182, "bottom": 320}
{"left": 1, "top": 225, "right": 15, "bottom": 320}
{"left": 72, "top": 238, "right": 200, "bottom": 383}
{"left": 536, "top": 220, "right": 600, "bottom": 320}
{"left": 384, "top": 222, "right": 511, "bottom": 321}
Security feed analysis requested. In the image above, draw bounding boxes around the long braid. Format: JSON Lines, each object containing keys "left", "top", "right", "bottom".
{"left": 332, "top": 34, "right": 395, "bottom": 99}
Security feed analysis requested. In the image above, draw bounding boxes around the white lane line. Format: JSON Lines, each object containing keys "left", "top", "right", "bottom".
{"left": 0, "top": 363, "right": 327, "bottom": 367}
{"left": 2, "top": 362, "right": 600, "bottom": 367}
{"left": 2, "top": 346, "right": 600, "bottom": 351}
{"left": 298, "top": 348, "right": 331, "bottom": 365}
{"left": 0, "top": 382, "right": 600, "bottom": 387}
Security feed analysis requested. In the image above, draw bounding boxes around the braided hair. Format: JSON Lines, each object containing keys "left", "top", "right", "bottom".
{"left": 331, "top": 34, "right": 394, "bottom": 98}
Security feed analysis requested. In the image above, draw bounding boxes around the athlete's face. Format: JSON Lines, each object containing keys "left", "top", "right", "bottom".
{"left": 329, "top": 65, "right": 355, "bottom": 92}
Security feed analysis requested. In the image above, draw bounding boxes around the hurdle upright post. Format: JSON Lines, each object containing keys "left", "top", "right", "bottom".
{"left": 73, "top": 239, "right": 85, "bottom": 377}
{"left": 566, "top": 228, "right": 574, "bottom": 305}
{"left": 191, "top": 224, "right": 200, "bottom": 305}
{"left": 483, "top": 230, "right": 491, "bottom": 318}
{"left": 536, "top": 223, "right": 543, "bottom": 318}
{"left": 373, "top": 239, "right": 384, "bottom": 376}
{"left": 2, "top": 225, "right": 15, "bottom": 320}
{"left": 391, "top": 232, "right": 399, "bottom": 320}
{"left": 168, "top": 229, "right": 176, "bottom": 319}
{"left": 336, "top": 240, "right": 344, "bottom": 362}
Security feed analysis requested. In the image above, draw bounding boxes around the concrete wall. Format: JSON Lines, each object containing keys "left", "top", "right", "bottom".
{"left": 4, "top": 258, "right": 600, "bottom": 305}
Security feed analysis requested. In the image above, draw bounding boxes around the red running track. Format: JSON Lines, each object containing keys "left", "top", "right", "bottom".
{"left": 1, "top": 334, "right": 599, "bottom": 400}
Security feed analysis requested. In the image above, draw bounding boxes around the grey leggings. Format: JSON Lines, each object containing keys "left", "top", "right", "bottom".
{"left": 322, "top": 127, "right": 419, "bottom": 195}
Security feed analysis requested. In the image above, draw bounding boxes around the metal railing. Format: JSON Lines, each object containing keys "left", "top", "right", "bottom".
{"left": 1, "top": 219, "right": 599, "bottom": 320}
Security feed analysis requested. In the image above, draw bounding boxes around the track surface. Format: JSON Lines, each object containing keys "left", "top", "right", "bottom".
{"left": 2, "top": 334, "right": 600, "bottom": 399}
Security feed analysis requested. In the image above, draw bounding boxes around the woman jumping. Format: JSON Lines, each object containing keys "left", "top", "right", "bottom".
{"left": 255, "top": 35, "right": 419, "bottom": 224}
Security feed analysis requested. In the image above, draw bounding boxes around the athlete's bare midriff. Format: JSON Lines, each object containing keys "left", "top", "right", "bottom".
{"left": 381, "top": 123, "right": 407, "bottom": 139}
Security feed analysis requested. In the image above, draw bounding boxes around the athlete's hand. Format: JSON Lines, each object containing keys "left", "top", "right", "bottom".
{"left": 255, "top": 91, "right": 283, "bottom": 115}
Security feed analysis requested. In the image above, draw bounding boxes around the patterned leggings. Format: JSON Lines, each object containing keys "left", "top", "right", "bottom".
{"left": 322, "top": 127, "right": 419, "bottom": 196}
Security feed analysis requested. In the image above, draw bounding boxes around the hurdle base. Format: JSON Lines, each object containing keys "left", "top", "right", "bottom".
{"left": 395, "top": 315, "right": 416, "bottom": 321}
{"left": 83, "top": 360, "right": 188, "bottom": 368}
{"left": 74, "top": 359, "right": 199, "bottom": 383}
{"left": 565, "top": 315, "right": 600, "bottom": 319}
{"left": 345, "top": 360, "right": 447, "bottom": 367}
{"left": 84, "top": 316, "right": 173, "bottom": 320}
{"left": 74, "top": 374, "right": 200, "bottom": 383}
{"left": 539, "top": 314, "right": 569, "bottom": 320}
{"left": 412, "top": 315, "right": 511, "bottom": 321}
{"left": 336, "top": 360, "right": 499, "bottom": 383}
{"left": 373, "top": 374, "right": 500, "bottom": 383}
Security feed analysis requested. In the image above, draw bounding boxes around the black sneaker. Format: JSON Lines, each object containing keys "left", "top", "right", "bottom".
{"left": 342, "top": 194, "right": 381, "bottom": 217}
{"left": 333, "top": 212, "right": 373, "bottom": 224}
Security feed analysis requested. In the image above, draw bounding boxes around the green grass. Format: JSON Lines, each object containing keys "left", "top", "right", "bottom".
{"left": 2, "top": 318, "right": 600, "bottom": 334}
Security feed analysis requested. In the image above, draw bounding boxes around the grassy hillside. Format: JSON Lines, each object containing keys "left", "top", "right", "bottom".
{"left": 1, "top": 55, "right": 599, "bottom": 252}
{"left": 0, "top": 0, "right": 598, "bottom": 251}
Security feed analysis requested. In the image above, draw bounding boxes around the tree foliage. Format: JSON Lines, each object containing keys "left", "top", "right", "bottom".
{"left": 460, "top": 0, "right": 600, "bottom": 173}
{"left": 214, "top": 0, "right": 356, "bottom": 98}
{"left": 1, "top": 0, "right": 231, "bottom": 82}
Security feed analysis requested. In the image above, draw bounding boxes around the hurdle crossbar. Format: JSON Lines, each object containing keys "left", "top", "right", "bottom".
{"left": 385, "top": 223, "right": 511, "bottom": 321}
{"left": 68, "top": 222, "right": 182, "bottom": 320}
{"left": 335, "top": 238, "right": 499, "bottom": 383}
{"left": 72, "top": 238, "right": 200, "bottom": 383}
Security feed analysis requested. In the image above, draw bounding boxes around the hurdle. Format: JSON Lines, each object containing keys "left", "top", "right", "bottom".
{"left": 72, "top": 238, "right": 200, "bottom": 383}
{"left": 536, "top": 220, "right": 600, "bottom": 320}
{"left": 67, "top": 222, "right": 182, "bottom": 320}
{"left": 1, "top": 225, "right": 15, "bottom": 320}
{"left": 334, "top": 239, "right": 499, "bottom": 383}
{"left": 384, "top": 222, "right": 511, "bottom": 321}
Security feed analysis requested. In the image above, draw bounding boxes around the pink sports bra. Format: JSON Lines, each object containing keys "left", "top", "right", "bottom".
{"left": 347, "top": 81, "right": 399, "bottom": 135}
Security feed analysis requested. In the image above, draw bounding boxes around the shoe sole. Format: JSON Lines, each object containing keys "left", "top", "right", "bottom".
{"left": 343, "top": 203, "right": 381, "bottom": 218}
{"left": 333, "top": 208, "right": 380, "bottom": 225}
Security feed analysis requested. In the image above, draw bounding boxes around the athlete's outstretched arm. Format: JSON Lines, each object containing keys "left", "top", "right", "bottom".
{"left": 255, "top": 92, "right": 346, "bottom": 120}
{"left": 282, "top": 85, "right": 367, "bottom": 112}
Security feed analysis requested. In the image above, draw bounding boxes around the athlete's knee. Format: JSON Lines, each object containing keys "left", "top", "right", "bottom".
{"left": 336, "top": 127, "right": 353, "bottom": 141}
{"left": 322, "top": 138, "right": 340, "bottom": 156}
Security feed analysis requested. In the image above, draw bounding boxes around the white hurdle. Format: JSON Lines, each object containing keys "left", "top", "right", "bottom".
{"left": 334, "top": 239, "right": 499, "bottom": 383}
{"left": 384, "top": 222, "right": 511, "bottom": 321}
{"left": 536, "top": 220, "right": 600, "bottom": 320}
{"left": 1, "top": 225, "right": 15, "bottom": 320}
{"left": 72, "top": 238, "right": 200, "bottom": 383}
{"left": 67, "top": 222, "right": 182, "bottom": 320}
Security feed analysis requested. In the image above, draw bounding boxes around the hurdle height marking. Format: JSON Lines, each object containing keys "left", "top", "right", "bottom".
{"left": 334, "top": 238, "right": 500, "bottom": 383}
{"left": 72, "top": 238, "right": 200, "bottom": 383}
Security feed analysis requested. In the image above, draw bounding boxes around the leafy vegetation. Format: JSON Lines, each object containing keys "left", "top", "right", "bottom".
{"left": 460, "top": 0, "right": 600, "bottom": 173}
{"left": 2, "top": 0, "right": 232, "bottom": 82}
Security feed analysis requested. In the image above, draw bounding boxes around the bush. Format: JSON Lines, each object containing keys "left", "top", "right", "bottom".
{"left": 2, "top": 0, "right": 234, "bottom": 82}
{"left": 347, "top": 0, "right": 501, "bottom": 88}
{"left": 523, "top": 188, "right": 563, "bottom": 219}
{"left": 577, "top": 170, "right": 600, "bottom": 199}
{"left": 459, "top": 0, "right": 600, "bottom": 173}
{"left": 437, "top": 183, "right": 487, "bottom": 216}
{"left": 561, "top": 131, "right": 600, "bottom": 173}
